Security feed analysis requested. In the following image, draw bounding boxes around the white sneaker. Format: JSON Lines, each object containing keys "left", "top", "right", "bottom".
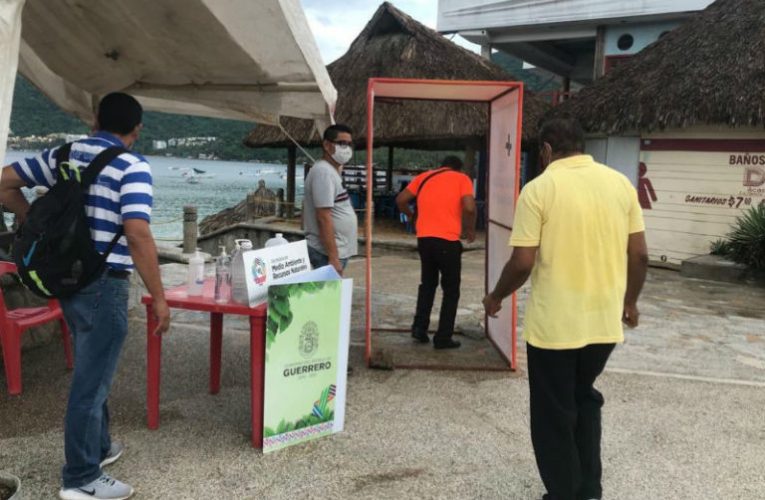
{"left": 59, "top": 474, "right": 134, "bottom": 500}
{"left": 100, "top": 442, "right": 124, "bottom": 468}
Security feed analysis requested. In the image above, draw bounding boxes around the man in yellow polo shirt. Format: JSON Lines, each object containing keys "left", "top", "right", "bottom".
{"left": 483, "top": 118, "right": 648, "bottom": 500}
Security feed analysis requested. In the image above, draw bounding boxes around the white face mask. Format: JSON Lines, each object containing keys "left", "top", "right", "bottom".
{"left": 331, "top": 145, "right": 353, "bottom": 165}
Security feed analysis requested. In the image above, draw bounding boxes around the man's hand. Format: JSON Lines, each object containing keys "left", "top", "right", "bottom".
{"left": 464, "top": 228, "right": 476, "bottom": 244}
{"left": 622, "top": 302, "right": 639, "bottom": 328}
{"left": 329, "top": 256, "right": 344, "bottom": 276}
{"left": 0, "top": 167, "right": 32, "bottom": 224}
{"left": 152, "top": 299, "right": 171, "bottom": 336}
{"left": 124, "top": 219, "right": 169, "bottom": 337}
{"left": 483, "top": 293, "right": 503, "bottom": 318}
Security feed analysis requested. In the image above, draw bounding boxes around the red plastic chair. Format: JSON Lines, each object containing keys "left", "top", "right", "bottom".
{"left": 0, "top": 261, "right": 73, "bottom": 395}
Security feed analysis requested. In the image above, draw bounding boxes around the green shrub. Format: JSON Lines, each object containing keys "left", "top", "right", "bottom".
{"left": 710, "top": 239, "right": 731, "bottom": 256}
{"left": 718, "top": 204, "right": 765, "bottom": 269}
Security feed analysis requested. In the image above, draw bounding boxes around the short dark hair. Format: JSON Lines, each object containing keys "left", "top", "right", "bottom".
{"left": 323, "top": 124, "right": 353, "bottom": 142}
{"left": 98, "top": 93, "right": 142, "bottom": 135}
{"left": 441, "top": 155, "right": 463, "bottom": 170}
{"left": 538, "top": 117, "right": 585, "bottom": 156}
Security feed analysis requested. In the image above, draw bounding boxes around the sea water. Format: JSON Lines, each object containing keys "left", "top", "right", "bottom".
{"left": 3, "top": 151, "right": 305, "bottom": 243}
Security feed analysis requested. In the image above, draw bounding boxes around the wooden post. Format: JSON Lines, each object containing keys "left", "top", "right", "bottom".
{"left": 286, "top": 145, "right": 296, "bottom": 218}
{"left": 593, "top": 26, "right": 606, "bottom": 80}
{"left": 183, "top": 206, "right": 198, "bottom": 253}
{"left": 275, "top": 189, "right": 285, "bottom": 218}
{"left": 386, "top": 146, "right": 394, "bottom": 192}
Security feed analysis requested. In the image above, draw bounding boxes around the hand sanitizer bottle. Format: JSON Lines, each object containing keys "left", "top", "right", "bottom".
{"left": 187, "top": 249, "right": 205, "bottom": 297}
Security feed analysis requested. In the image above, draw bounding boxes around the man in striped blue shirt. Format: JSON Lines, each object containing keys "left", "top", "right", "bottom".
{"left": 0, "top": 93, "right": 169, "bottom": 500}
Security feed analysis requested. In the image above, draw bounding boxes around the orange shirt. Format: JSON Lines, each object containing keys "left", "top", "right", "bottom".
{"left": 405, "top": 168, "right": 474, "bottom": 241}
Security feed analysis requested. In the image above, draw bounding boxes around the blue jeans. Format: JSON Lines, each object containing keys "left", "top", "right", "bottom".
{"left": 59, "top": 272, "right": 130, "bottom": 488}
{"left": 308, "top": 245, "right": 348, "bottom": 271}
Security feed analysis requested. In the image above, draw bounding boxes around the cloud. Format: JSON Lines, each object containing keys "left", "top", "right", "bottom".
{"left": 300, "top": 0, "right": 477, "bottom": 64}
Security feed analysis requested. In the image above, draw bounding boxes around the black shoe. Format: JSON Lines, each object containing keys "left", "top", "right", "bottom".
{"left": 411, "top": 329, "right": 430, "bottom": 344}
{"left": 433, "top": 338, "right": 461, "bottom": 349}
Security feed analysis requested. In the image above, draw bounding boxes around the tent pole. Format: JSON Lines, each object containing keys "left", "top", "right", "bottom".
{"left": 286, "top": 145, "right": 296, "bottom": 218}
{"left": 364, "top": 81, "right": 375, "bottom": 366}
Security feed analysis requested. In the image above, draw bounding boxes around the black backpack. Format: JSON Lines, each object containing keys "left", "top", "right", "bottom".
{"left": 13, "top": 143, "right": 127, "bottom": 298}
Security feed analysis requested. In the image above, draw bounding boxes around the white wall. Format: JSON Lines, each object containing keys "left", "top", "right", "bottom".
{"left": 606, "top": 137, "right": 641, "bottom": 185}
{"left": 604, "top": 21, "right": 680, "bottom": 56}
{"left": 438, "top": 0, "right": 714, "bottom": 32}
{"left": 585, "top": 136, "right": 640, "bottom": 185}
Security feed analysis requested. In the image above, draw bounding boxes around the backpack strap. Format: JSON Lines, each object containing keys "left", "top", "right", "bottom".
{"left": 54, "top": 143, "right": 73, "bottom": 180}
{"left": 80, "top": 146, "right": 128, "bottom": 188}
{"left": 414, "top": 167, "right": 451, "bottom": 207}
{"left": 79, "top": 146, "right": 130, "bottom": 262}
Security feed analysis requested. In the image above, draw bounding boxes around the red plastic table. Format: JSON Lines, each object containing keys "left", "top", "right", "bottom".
{"left": 141, "top": 278, "right": 267, "bottom": 448}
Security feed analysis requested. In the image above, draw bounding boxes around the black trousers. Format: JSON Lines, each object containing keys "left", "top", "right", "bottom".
{"left": 412, "top": 237, "right": 462, "bottom": 340}
{"left": 527, "top": 342, "right": 616, "bottom": 500}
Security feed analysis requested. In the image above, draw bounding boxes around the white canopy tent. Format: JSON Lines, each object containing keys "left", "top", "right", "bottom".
{"left": 0, "top": 0, "right": 337, "bottom": 162}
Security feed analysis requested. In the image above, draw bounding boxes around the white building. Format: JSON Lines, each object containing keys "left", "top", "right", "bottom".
{"left": 438, "top": 0, "right": 714, "bottom": 84}
{"left": 552, "top": 0, "right": 765, "bottom": 266}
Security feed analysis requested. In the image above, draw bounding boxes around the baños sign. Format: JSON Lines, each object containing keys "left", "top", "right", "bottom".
{"left": 639, "top": 137, "right": 765, "bottom": 264}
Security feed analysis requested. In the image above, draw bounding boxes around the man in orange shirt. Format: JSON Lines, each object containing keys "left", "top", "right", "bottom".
{"left": 396, "top": 156, "right": 477, "bottom": 349}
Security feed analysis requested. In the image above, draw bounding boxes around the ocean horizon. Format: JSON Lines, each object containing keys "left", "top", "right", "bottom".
{"left": 3, "top": 151, "right": 302, "bottom": 242}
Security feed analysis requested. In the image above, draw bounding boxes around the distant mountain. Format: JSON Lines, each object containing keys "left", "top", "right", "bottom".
{"left": 9, "top": 60, "right": 556, "bottom": 164}
{"left": 9, "top": 75, "right": 256, "bottom": 160}
{"left": 10, "top": 76, "right": 88, "bottom": 137}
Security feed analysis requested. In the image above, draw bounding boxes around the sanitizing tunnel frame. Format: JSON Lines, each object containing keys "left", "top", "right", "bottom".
{"left": 364, "top": 78, "right": 524, "bottom": 371}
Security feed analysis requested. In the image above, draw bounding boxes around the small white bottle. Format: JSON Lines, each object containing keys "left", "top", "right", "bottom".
{"left": 187, "top": 248, "right": 205, "bottom": 297}
{"left": 214, "top": 246, "right": 231, "bottom": 304}
{"left": 264, "top": 232, "right": 288, "bottom": 248}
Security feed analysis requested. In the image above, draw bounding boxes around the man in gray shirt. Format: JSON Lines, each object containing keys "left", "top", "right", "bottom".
{"left": 303, "top": 124, "right": 358, "bottom": 275}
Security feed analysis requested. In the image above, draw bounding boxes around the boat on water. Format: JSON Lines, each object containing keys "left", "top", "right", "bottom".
{"left": 256, "top": 168, "right": 280, "bottom": 175}
{"left": 180, "top": 168, "right": 215, "bottom": 179}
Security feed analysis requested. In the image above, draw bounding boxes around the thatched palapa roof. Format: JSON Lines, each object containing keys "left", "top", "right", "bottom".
{"left": 554, "top": 0, "right": 765, "bottom": 134}
{"left": 245, "top": 2, "right": 547, "bottom": 150}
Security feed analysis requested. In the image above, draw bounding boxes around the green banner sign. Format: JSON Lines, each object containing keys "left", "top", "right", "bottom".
{"left": 263, "top": 274, "right": 352, "bottom": 453}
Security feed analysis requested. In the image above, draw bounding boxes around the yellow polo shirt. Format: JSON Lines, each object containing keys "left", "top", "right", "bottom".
{"left": 510, "top": 155, "right": 645, "bottom": 349}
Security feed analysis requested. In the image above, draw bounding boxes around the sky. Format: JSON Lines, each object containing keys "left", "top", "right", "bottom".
{"left": 300, "top": 0, "right": 479, "bottom": 64}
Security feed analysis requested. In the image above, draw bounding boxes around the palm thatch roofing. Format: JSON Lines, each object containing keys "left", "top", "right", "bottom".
{"left": 553, "top": 0, "right": 765, "bottom": 134}
{"left": 245, "top": 2, "right": 548, "bottom": 150}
